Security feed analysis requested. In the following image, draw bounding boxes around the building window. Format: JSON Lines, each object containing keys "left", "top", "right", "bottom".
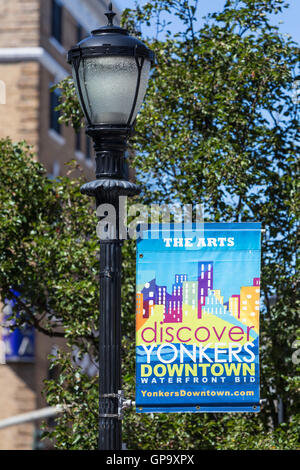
{"left": 49, "top": 86, "right": 61, "bottom": 134}
{"left": 51, "top": 0, "right": 62, "bottom": 44}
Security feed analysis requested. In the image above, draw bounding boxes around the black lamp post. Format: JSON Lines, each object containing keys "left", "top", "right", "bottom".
{"left": 67, "top": 3, "right": 154, "bottom": 451}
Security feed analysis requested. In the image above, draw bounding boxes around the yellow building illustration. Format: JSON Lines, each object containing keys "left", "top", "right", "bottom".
{"left": 211, "top": 289, "right": 223, "bottom": 304}
{"left": 229, "top": 295, "right": 240, "bottom": 318}
{"left": 239, "top": 285, "right": 260, "bottom": 331}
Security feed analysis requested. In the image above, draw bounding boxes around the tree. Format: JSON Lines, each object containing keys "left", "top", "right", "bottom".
{"left": 122, "top": 0, "right": 300, "bottom": 433}
{"left": 0, "top": 139, "right": 100, "bottom": 448}
{"left": 0, "top": 0, "right": 299, "bottom": 449}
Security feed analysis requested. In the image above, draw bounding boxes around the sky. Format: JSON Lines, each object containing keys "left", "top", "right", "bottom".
{"left": 115, "top": 0, "right": 300, "bottom": 45}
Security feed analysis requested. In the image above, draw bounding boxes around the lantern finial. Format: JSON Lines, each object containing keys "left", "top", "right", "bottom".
{"left": 105, "top": 2, "right": 116, "bottom": 26}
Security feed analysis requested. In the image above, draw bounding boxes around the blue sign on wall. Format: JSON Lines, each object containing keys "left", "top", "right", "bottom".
{"left": 135, "top": 223, "right": 261, "bottom": 413}
{"left": 1, "top": 291, "right": 35, "bottom": 363}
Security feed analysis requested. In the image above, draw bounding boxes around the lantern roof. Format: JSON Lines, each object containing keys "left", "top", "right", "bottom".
{"left": 67, "top": 3, "right": 155, "bottom": 64}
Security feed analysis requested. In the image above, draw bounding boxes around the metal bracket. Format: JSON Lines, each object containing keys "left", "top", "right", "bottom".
{"left": 99, "top": 390, "right": 134, "bottom": 420}
{"left": 99, "top": 268, "right": 112, "bottom": 279}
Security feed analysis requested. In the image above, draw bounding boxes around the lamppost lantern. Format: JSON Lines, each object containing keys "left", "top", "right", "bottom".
{"left": 67, "top": 3, "right": 154, "bottom": 451}
{"left": 67, "top": 2, "right": 154, "bottom": 195}
{"left": 67, "top": 2, "right": 154, "bottom": 134}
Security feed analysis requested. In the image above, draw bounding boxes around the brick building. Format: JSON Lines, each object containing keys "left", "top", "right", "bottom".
{"left": 0, "top": 0, "right": 118, "bottom": 450}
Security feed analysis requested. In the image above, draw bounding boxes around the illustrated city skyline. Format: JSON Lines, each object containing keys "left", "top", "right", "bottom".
{"left": 136, "top": 261, "right": 260, "bottom": 325}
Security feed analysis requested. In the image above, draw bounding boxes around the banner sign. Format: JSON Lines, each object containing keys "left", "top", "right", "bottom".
{"left": 1, "top": 291, "right": 35, "bottom": 363}
{"left": 135, "top": 223, "right": 261, "bottom": 413}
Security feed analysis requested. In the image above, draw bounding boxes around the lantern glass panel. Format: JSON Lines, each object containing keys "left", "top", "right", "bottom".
{"left": 72, "top": 55, "right": 151, "bottom": 126}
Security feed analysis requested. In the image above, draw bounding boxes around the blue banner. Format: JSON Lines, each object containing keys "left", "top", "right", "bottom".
{"left": 135, "top": 223, "right": 261, "bottom": 413}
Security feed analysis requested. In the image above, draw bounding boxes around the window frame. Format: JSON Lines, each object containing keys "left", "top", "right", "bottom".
{"left": 51, "top": 0, "right": 63, "bottom": 45}
{"left": 49, "top": 83, "right": 62, "bottom": 135}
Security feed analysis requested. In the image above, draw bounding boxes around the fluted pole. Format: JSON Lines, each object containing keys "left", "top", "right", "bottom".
{"left": 80, "top": 128, "right": 140, "bottom": 450}
{"left": 98, "top": 215, "right": 122, "bottom": 449}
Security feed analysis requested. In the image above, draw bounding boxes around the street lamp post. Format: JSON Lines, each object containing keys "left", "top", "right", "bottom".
{"left": 67, "top": 3, "right": 154, "bottom": 450}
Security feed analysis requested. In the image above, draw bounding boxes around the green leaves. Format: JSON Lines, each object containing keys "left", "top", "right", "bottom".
{"left": 0, "top": 139, "right": 99, "bottom": 347}
{"left": 43, "top": 350, "right": 98, "bottom": 450}
{"left": 51, "top": 78, "right": 84, "bottom": 132}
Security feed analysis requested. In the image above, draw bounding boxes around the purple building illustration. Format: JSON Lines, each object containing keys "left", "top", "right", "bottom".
{"left": 156, "top": 285, "right": 167, "bottom": 306}
{"left": 164, "top": 274, "right": 187, "bottom": 323}
{"left": 197, "top": 262, "right": 213, "bottom": 319}
{"left": 141, "top": 279, "right": 157, "bottom": 318}
{"left": 141, "top": 279, "right": 170, "bottom": 319}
